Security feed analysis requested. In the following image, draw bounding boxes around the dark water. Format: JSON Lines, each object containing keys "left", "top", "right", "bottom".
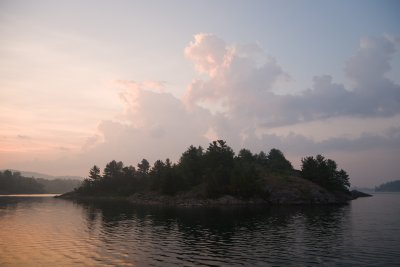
{"left": 0, "top": 194, "right": 399, "bottom": 266}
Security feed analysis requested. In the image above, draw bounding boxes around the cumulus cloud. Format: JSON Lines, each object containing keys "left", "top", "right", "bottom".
{"left": 184, "top": 34, "right": 288, "bottom": 113}
{"left": 287, "top": 36, "right": 400, "bottom": 121}
{"left": 5, "top": 33, "right": 399, "bottom": 186}
{"left": 243, "top": 126, "right": 400, "bottom": 156}
{"left": 81, "top": 34, "right": 400, "bottom": 160}
{"left": 184, "top": 33, "right": 233, "bottom": 77}
{"left": 69, "top": 34, "right": 400, "bottom": 184}
{"left": 183, "top": 34, "right": 400, "bottom": 131}
{"left": 344, "top": 36, "right": 400, "bottom": 116}
{"left": 82, "top": 81, "right": 213, "bottom": 166}
{"left": 346, "top": 36, "right": 396, "bottom": 87}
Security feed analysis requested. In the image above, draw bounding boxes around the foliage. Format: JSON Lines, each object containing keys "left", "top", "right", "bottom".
{"left": 203, "top": 140, "right": 235, "bottom": 197}
{"left": 0, "top": 170, "right": 45, "bottom": 194}
{"left": 137, "top": 159, "right": 150, "bottom": 175}
{"left": 231, "top": 149, "right": 262, "bottom": 198}
{"left": 301, "top": 155, "right": 350, "bottom": 192}
{"left": 178, "top": 145, "right": 204, "bottom": 188}
{"left": 0, "top": 170, "right": 80, "bottom": 194}
{"left": 267, "top": 148, "right": 293, "bottom": 172}
{"left": 104, "top": 160, "right": 124, "bottom": 179}
{"left": 89, "top": 165, "right": 101, "bottom": 181}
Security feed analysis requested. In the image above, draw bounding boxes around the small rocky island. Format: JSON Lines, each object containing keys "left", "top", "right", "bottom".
{"left": 59, "top": 140, "right": 370, "bottom": 206}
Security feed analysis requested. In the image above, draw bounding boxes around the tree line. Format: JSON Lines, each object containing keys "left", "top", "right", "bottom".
{"left": 0, "top": 170, "right": 81, "bottom": 194}
{"left": 375, "top": 180, "right": 400, "bottom": 192}
{"left": 77, "top": 140, "right": 350, "bottom": 198}
{"left": 0, "top": 170, "right": 44, "bottom": 194}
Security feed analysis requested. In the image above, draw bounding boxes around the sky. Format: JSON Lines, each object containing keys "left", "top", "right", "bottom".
{"left": 0, "top": 0, "right": 399, "bottom": 187}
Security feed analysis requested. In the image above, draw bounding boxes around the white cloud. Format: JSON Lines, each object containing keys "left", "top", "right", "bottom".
{"left": 184, "top": 34, "right": 288, "bottom": 117}
{"left": 3, "top": 34, "right": 399, "bottom": 187}
{"left": 61, "top": 35, "right": 400, "bottom": 174}
{"left": 81, "top": 81, "right": 213, "bottom": 167}
{"left": 184, "top": 34, "right": 400, "bottom": 130}
{"left": 184, "top": 33, "right": 230, "bottom": 77}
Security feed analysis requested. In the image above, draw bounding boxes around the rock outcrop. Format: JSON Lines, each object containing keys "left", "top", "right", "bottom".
{"left": 59, "top": 175, "right": 362, "bottom": 206}
{"left": 125, "top": 175, "right": 353, "bottom": 206}
{"left": 350, "top": 190, "right": 372, "bottom": 198}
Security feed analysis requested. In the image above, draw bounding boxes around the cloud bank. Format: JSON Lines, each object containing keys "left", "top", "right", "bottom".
{"left": 81, "top": 80, "right": 213, "bottom": 166}
{"left": 87, "top": 33, "right": 399, "bottom": 155}
{"left": 6, "top": 34, "right": 399, "bottom": 187}
{"left": 184, "top": 34, "right": 400, "bottom": 128}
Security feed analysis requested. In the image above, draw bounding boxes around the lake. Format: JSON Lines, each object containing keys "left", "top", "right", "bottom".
{"left": 0, "top": 194, "right": 399, "bottom": 266}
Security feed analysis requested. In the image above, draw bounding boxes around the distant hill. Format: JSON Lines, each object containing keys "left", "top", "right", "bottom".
{"left": 375, "top": 180, "right": 400, "bottom": 192}
{"left": 36, "top": 178, "right": 82, "bottom": 194}
{"left": 0, "top": 170, "right": 82, "bottom": 194}
{"left": 1, "top": 169, "right": 83, "bottom": 180}
{"left": 0, "top": 170, "right": 45, "bottom": 194}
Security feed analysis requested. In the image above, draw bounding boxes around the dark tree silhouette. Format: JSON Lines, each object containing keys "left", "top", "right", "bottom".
{"left": 103, "top": 160, "right": 124, "bottom": 179}
{"left": 301, "top": 155, "right": 350, "bottom": 192}
{"left": 122, "top": 165, "right": 136, "bottom": 178}
{"left": 74, "top": 140, "right": 351, "bottom": 199}
{"left": 255, "top": 151, "right": 268, "bottom": 167}
{"left": 89, "top": 165, "right": 101, "bottom": 181}
{"left": 160, "top": 158, "right": 182, "bottom": 195}
{"left": 375, "top": 180, "right": 400, "bottom": 192}
{"left": 179, "top": 145, "right": 204, "bottom": 187}
{"left": 237, "top": 149, "right": 255, "bottom": 163}
{"left": 204, "top": 140, "right": 235, "bottom": 197}
{"left": 0, "top": 170, "right": 45, "bottom": 194}
{"left": 150, "top": 159, "right": 166, "bottom": 191}
{"left": 231, "top": 149, "right": 261, "bottom": 198}
{"left": 267, "top": 148, "right": 293, "bottom": 172}
{"left": 137, "top": 159, "right": 150, "bottom": 175}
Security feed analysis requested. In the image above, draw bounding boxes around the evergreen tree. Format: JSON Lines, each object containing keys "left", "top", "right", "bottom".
{"left": 89, "top": 165, "right": 101, "bottom": 181}
{"left": 204, "top": 140, "right": 235, "bottom": 197}
{"left": 267, "top": 148, "right": 293, "bottom": 172}
{"left": 301, "top": 155, "right": 350, "bottom": 192}
{"left": 104, "top": 160, "right": 124, "bottom": 179}
{"left": 137, "top": 159, "right": 150, "bottom": 175}
{"left": 179, "top": 145, "right": 204, "bottom": 187}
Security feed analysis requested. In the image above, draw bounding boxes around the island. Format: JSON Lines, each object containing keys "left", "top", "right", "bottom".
{"left": 59, "top": 140, "right": 369, "bottom": 205}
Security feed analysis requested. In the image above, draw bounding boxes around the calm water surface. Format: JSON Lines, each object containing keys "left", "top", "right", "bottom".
{"left": 0, "top": 194, "right": 399, "bottom": 266}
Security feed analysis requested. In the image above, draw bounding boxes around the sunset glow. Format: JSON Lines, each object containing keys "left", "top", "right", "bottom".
{"left": 0, "top": 1, "right": 399, "bottom": 187}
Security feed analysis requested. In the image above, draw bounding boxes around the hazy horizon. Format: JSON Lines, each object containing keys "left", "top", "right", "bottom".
{"left": 1, "top": 0, "right": 399, "bottom": 187}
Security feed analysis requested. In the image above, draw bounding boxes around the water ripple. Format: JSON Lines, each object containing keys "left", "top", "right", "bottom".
{"left": 1, "top": 195, "right": 400, "bottom": 266}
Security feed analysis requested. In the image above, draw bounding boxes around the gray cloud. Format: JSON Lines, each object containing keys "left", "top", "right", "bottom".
{"left": 82, "top": 85, "right": 213, "bottom": 166}
{"left": 5, "top": 34, "right": 399, "bottom": 187}
{"left": 69, "top": 34, "right": 399, "bottom": 186}
{"left": 82, "top": 34, "right": 400, "bottom": 164}
{"left": 184, "top": 34, "right": 400, "bottom": 129}
{"left": 284, "top": 36, "right": 400, "bottom": 122}
{"left": 241, "top": 127, "right": 400, "bottom": 156}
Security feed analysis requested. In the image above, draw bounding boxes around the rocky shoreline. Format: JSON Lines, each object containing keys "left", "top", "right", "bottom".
{"left": 125, "top": 191, "right": 361, "bottom": 207}
{"left": 57, "top": 175, "right": 371, "bottom": 206}
{"left": 57, "top": 189, "right": 369, "bottom": 207}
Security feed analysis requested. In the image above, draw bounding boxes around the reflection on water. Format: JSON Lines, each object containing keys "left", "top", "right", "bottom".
{"left": 0, "top": 194, "right": 399, "bottom": 266}
{"left": 77, "top": 201, "right": 351, "bottom": 266}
